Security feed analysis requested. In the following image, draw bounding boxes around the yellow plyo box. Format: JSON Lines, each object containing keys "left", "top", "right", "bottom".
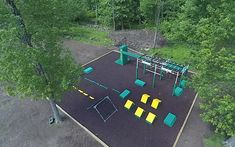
{"left": 146, "top": 112, "right": 156, "bottom": 124}
{"left": 140, "top": 94, "right": 150, "bottom": 104}
{"left": 135, "top": 107, "right": 144, "bottom": 118}
{"left": 124, "top": 99, "right": 134, "bottom": 110}
{"left": 151, "top": 98, "right": 161, "bottom": 109}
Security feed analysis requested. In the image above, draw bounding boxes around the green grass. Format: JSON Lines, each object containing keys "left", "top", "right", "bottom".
{"left": 203, "top": 134, "right": 224, "bottom": 147}
{"left": 148, "top": 44, "right": 193, "bottom": 65}
{"left": 62, "top": 25, "right": 113, "bottom": 47}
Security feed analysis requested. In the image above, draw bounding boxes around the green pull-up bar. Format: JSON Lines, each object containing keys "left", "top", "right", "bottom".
{"left": 121, "top": 51, "right": 141, "bottom": 59}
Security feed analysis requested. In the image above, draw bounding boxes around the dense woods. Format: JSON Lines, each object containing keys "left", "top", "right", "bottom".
{"left": 1, "top": 0, "right": 234, "bottom": 138}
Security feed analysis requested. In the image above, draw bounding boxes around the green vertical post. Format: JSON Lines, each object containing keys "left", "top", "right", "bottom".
{"left": 120, "top": 45, "right": 128, "bottom": 64}
{"left": 172, "top": 72, "right": 179, "bottom": 96}
{"left": 152, "top": 65, "right": 157, "bottom": 87}
{"left": 172, "top": 84, "right": 176, "bottom": 96}
{"left": 115, "top": 45, "right": 129, "bottom": 65}
{"left": 136, "top": 58, "right": 139, "bottom": 79}
{"left": 159, "top": 69, "right": 163, "bottom": 80}
{"left": 143, "top": 64, "right": 146, "bottom": 75}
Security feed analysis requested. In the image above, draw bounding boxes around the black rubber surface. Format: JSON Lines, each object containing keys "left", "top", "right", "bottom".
{"left": 58, "top": 51, "right": 196, "bottom": 147}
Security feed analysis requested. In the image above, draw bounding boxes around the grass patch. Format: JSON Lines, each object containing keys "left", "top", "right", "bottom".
{"left": 62, "top": 25, "right": 113, "bottom": 47}
{"left": 148, "top": 44, "right": 193, "bottom": 65}
{"left": 203, "top": 134, "right": 224, "bottom": 147}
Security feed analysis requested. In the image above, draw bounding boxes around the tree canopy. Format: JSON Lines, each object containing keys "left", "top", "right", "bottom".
{"left": 0, "top": 0, "right": 82, "bottom": 124}
{"left": 160, "top": 0, "right": 235, "bottom": 136}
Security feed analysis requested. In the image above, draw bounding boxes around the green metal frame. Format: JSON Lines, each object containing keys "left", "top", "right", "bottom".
{"left": 115, "top": 45, "right": 189, "bottom": 95}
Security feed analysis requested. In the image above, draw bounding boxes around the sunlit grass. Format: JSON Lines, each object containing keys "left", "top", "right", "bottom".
{"left": 62, "top": 25, "right": 113, "bottom": 47}
{"left": 149, "top": 44, "right": 193, "bottom": 65}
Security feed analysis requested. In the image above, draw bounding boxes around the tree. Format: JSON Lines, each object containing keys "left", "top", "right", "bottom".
{"left": 140, "top": 0, "right": 157, "bottom": 23}
{"left": 160, "top": 0, "right": 235, "bottom": 136}
{"left": 192, "top": 48, "right": 235, "bottom": 136}
{"left": 153, "top": 0, "right": 162, "bottom": 48}
{"left": 0, "top": 0, "right": 82, "bottom": 123}
{"left": 140, "top": 0, "right": 184, "bottom": 24}
{"left": 98, "top": 0, "right": 140, "bottom": 30}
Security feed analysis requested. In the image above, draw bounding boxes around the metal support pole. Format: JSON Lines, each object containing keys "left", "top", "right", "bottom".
{"left": 159, "top": 68, "right": 163, "bottom": 80}
{"left": 136, "top": 58, "right": 139, "bottom": 79}
{"left": 172, "top": 72, "right": 179, "bottom": 96}
{"left": 152, "top": 64, "right": 157, "bottom": 88}
{"left": 143, "top": 64, "right": 146, "bottom": 75}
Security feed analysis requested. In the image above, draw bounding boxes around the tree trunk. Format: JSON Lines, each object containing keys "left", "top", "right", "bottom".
{"left": 5, "top": 0, "right": 33, "bottom": 47}
{"left": 95, "top": 0, "right": 98, "bottom": 25}
{"left": 49, "top": 98, "right": 62, "bottom": 124}
{"left": 153, "top": 0, "right": 162, "bottom": 48}
{"left": 5, "top": 0, "right": 62, "bottom": 124}
{"left": 122, "top": 20, "right": 124, "bottom": 30}
{"left": 112, "top": 0, "right": 115, "bottom": 30}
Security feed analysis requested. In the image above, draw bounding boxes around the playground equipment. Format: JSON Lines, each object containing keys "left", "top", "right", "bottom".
{"left": 151, "top": 98, "right": 161, "bottom": 109}
{"left": 73, "top": 86, "right": 95, "bottom": 100}
{"left": 140, "top": 94, "right": 150, "bottom": 104}
{"left": 83, "top": 67, "right": 94, "bottom": 74}
{"left": 119, "top": 89, "right": 131, "bottom": 100}
{"left": 146, "top": 112, "right": 156, "bottom": 124}
{"left": 115, "top": 45, "right": 141, "bottom": 65}
{"left": 84, "top": 77, "right": 108, "bottom": 90}
{"left": 124, "top": 99, "right": 134, "bottom": 110}
{"left": 115, "top": 45, "right": 189, "bottom": 96}
{"left": 164, "top": 113, "right": 176, "bottom": 127}
{"left": 112, "top": 88, "right": 121, "bottom": 94}
{"left": 87, "top": 96, "right": 118, "bottom": 122}
{"left": 84, "top": 77, "right": 121, "bottom": 94}
{"left": 135, "top": 79, "right": 146, "bottom": 87}
{"left": 135, "top": 107, "right": 145, "bottom": 118}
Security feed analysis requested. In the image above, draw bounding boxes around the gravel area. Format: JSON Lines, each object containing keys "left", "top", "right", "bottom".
{"left": 109, "top": 29, "right": 166, "bottom": 51}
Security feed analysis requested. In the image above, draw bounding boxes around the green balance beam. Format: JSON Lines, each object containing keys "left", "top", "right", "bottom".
{"left": 83, "top": 67, "right": 94, "bottom": 74}
{"left": 119, "top": 89, "right": 131, "bottom": 100}
{"left": 135, "top": 79, "right": 146, "bottom": 87}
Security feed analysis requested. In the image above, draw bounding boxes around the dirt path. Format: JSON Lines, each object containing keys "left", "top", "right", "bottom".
{"left": 63, "top": 39, "right": 114, "bottom": 64}
{"left": 0, "top": 40, "right": 210, "bottom": 147}
{"left": 176, "top": 98, "right": 211, "bottom": 147}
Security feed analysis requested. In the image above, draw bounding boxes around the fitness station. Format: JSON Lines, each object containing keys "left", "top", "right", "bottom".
{"left": 58, "top": 45, "right": 196, "bottom": 147}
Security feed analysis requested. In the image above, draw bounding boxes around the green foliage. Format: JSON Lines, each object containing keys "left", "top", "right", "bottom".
{"left": 203, "top": 134, "right": 224, "bottom": 147}
{"left": 149, "top": 44, "right": 192, "bottom": 65}
{"left": 140, "top": 0, "right": 156, "bottom": 23}
{"left": 62, "top": 25, "right": 113, "bottom": 47}
{"left": 192, "top": 48, "right": 235, "bottom": 136}
{"left": 0, "top": 0, "right": 82, "bottom": 101}
{"left": 161, "top": 0, "right": 235, "bottom": 46}
{"left": 98, "top": 0, "right": 140, "bottom": 29}
{"left": 97, "top": 0, "right": 113, "bottom": 26}
{"left": 160, "top": 0, "right": 235, "bottom": 137}
{"left": 140, "top": 0, "right": 185, "bottom": 24}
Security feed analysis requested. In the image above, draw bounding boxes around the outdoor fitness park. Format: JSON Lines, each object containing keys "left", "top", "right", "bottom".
{"left": 58, "top": 45, "right": 197, "bottom": 147}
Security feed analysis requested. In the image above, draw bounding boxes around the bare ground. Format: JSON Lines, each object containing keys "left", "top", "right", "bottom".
{"left": 0, "top": 37, "right": 211, "bottom": 147}
{"left": 109, "top": 30, "right": 166, "bottom": 51}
